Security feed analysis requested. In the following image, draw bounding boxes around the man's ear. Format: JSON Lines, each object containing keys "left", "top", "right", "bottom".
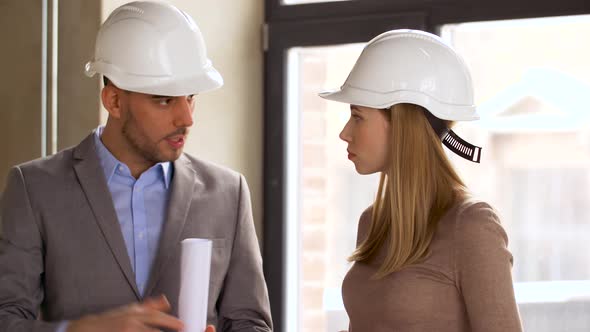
{"left": 101, "top": 84, "right": 124, "bottom": 119}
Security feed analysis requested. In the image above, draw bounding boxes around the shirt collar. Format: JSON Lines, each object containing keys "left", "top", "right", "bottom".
{"left": 160, "top": 162, "right": 172, "bottom": 189}
{"left": 93, "top": 126, "right": 172, "bottom": 188}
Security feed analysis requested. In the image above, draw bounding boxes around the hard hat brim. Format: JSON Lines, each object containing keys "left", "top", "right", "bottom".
{"left": 319, "top": 84, "right": 479, "bottom": 121}
{"left": 126, "top": 67, "right": 224, "bottom": 96}
{"left": 86, "top": 60, "right": 223, "bottom": 96}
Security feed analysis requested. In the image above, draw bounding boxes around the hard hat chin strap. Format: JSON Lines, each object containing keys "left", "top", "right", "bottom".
{"left": 422, "top": 109, "right": 482, "bottom": 163}
{"left": 422, "top": 109, "right": 450, "bottom": 139}
{"left": 442, "top": 130, "right": 482, "bottom": 163}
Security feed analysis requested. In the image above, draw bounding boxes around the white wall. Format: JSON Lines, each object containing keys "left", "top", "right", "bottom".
{"left": 100, "top": 0, "right": 266, "bottom": 241}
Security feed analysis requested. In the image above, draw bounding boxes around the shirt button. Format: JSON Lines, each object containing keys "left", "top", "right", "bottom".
{"left": 139, "top": 232, "right": 145, "bottom": 239}
{"left": 118, "top": 166, "right": 124, "bottom": 172}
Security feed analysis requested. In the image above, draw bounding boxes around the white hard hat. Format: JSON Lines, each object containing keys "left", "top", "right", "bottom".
{"left": 319, "top": 29, "right": 478, "bottom": 121}
{"left": 85, "top": 1, "right": 223, "bottom": 96}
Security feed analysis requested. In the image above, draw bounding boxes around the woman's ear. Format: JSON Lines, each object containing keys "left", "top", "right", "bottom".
{"left": 101, "top": 84, "right": 123, "bottom": 119}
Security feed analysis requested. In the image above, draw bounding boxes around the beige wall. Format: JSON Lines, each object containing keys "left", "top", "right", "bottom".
{"left": 101, "top": 0, "right": 266, "bottom": 240}
{"left": 0, "top": 1, "right": 43, "bottom": 191}
{"left": 0, "top": 1, "right": 100, "bottom": 191}
{"left": 58, "top": 1, "right": 102, "bottom": 150}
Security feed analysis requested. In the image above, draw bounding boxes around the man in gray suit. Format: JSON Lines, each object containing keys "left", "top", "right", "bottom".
{"left": 0, "top": 2, "right": 272, "bottom": 332}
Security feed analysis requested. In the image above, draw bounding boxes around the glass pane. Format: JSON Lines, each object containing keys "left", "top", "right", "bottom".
{"left": 285, "top": 44, "right": 370, "bottom": 332}
{"left": 441, "top": 15, "right": 590, "bottom": 331}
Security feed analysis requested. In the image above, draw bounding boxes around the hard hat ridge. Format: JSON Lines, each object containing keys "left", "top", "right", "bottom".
{"left": 85, "top": 1, "right": 223, "bottom": 96}
{"left": 319, "top": 29, "right": 478, "bottom": 121}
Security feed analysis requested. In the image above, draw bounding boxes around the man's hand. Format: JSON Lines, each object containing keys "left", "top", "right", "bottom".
{"left": 205, "top": 325, "right": 215, "bottom": 332}
{"left": 67, "top": 295, "right": 184, "bottom": 332}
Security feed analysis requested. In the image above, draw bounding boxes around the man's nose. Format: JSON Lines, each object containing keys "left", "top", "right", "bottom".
{"left": 174, "top": 97, "right": 194, "bottom": 127}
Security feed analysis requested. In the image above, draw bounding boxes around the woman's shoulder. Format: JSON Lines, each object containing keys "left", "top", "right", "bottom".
{"left": 449, "top": 195, "right": 508, "bottom": 246}
{"left": 359, "top": 205, "right": 373, "bottom": 222}
{"left": 454, "top": 195, "right": 497, "bottom": 217}
{"left": 356, "top": 205, "right": 374, "bottom": 245}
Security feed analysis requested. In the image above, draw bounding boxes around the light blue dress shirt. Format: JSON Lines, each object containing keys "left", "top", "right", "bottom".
{"left": 93, "top": 126, "right": 172, "bottom": 294}
{"left": 57, "top": 126, "right": 172, "bottom": 332}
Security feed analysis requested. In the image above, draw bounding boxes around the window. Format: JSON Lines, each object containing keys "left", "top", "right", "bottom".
{"left": 285, "top": 44, "right": 375, "bottom": 332}
{"left": 442, "top": 16, "right": 590, "bottom": 330}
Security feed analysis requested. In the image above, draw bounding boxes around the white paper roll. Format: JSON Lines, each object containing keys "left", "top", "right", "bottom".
{"left": 179, "top": 238, "right": 212, "bottom": 332}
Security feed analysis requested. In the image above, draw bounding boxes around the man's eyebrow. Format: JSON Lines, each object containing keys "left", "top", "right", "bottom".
{"left": 151, "top": 95, "right": 171, "bottom": 99}
{"left": 350, "top": 105, "right": 362, "bottom": 112}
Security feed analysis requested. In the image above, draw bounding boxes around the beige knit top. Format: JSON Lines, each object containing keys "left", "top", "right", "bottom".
{"left": 342, "top": 200, "right": 523, "bottom": 332}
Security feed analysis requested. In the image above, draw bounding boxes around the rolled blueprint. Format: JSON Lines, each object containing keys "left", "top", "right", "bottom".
{"left": 178, "top": 238, "right": 212, "bottom": 332}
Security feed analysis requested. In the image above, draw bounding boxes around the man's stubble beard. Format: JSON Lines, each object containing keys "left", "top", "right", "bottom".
{"left": 121, "top": 107, "right": 168, "bottom": 164}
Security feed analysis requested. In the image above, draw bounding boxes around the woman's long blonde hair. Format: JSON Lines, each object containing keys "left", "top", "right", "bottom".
{"left": 349, "top": 103, "right": 467, "bottom": 278}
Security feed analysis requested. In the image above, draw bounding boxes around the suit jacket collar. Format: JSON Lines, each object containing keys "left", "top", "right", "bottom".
{"left": 73, "top": 133, "right": 141, "bottom": 299}
{"left": 73, "top": 132, "right": 202, "bottom": 299}
{"left": 144, "top": 153, "right": 200, "bottom": 295}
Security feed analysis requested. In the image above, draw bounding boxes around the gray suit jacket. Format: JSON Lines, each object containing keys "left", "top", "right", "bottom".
{"left": 0, "top": 133, "right": 273, "bottom": 332}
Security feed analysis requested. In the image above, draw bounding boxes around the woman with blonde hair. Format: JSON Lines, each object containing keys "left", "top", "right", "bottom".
{"left": 319, "top": 30, "right": 523, "bottom": 331}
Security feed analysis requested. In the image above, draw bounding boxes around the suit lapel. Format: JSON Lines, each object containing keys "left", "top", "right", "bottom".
{"left": 145, "top": 154, "right": 198, "bottom": 295}
{"left": 73, "top": 134, "right": 141, "bottom": 299}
